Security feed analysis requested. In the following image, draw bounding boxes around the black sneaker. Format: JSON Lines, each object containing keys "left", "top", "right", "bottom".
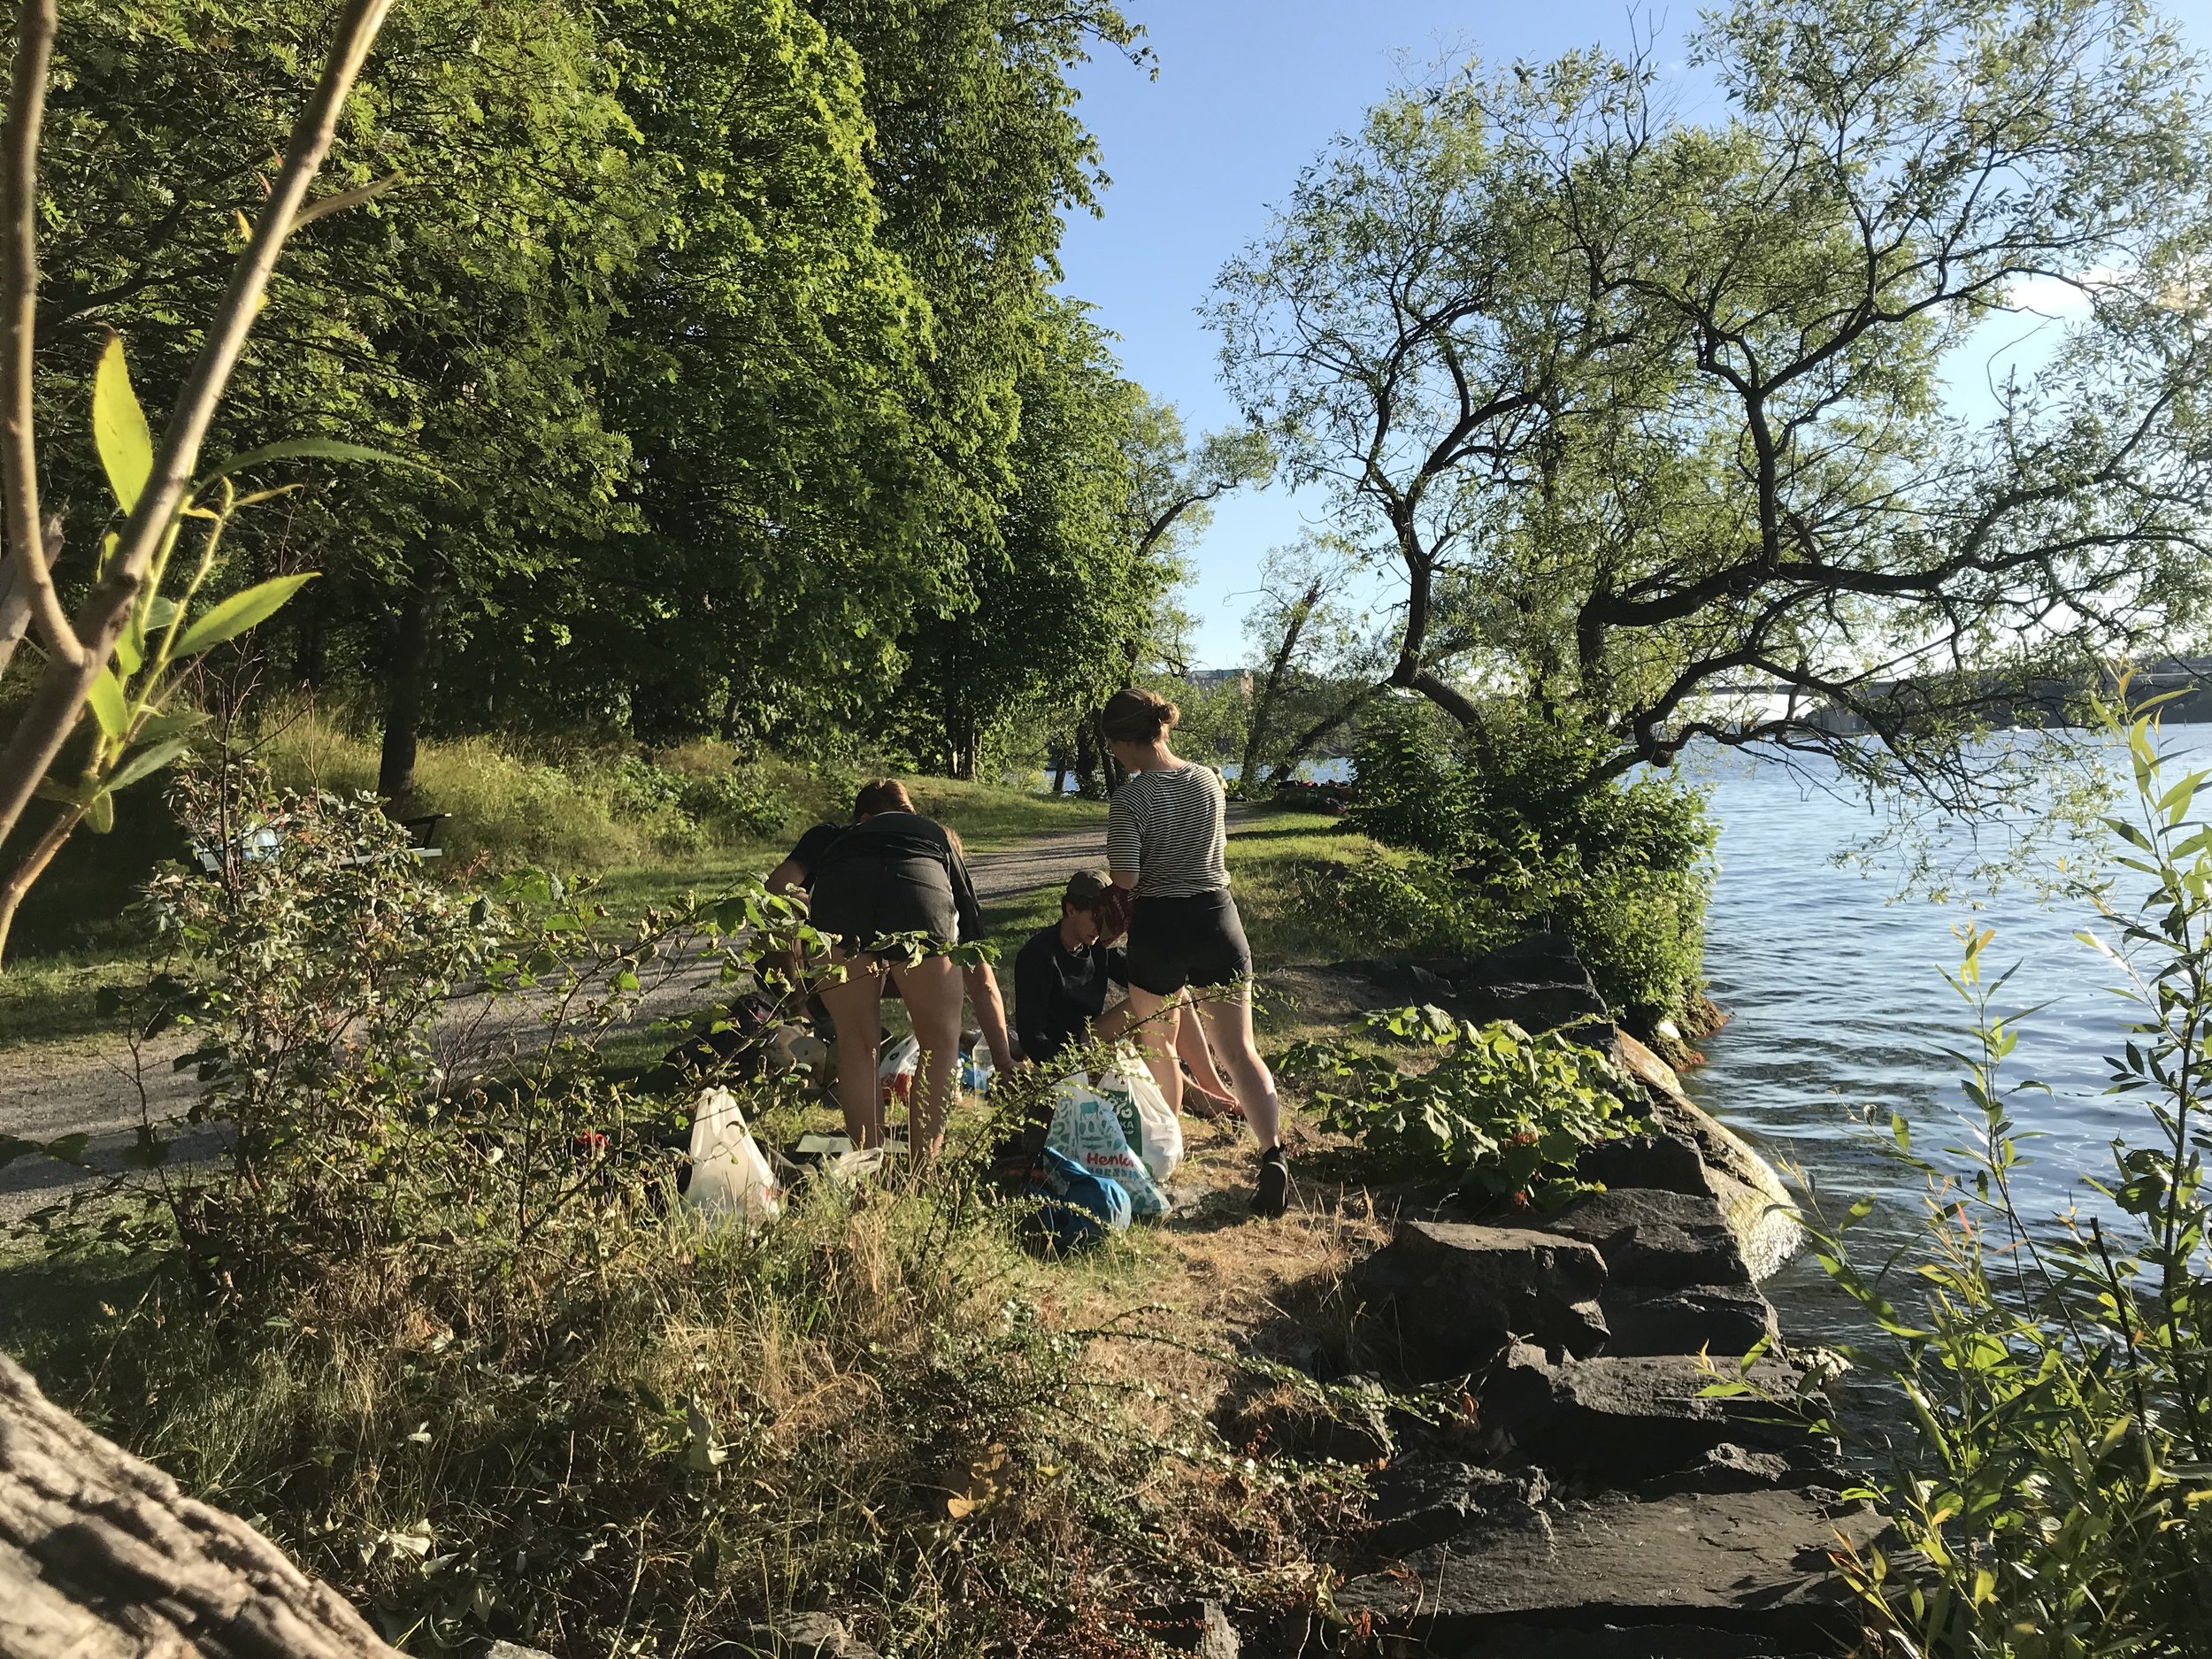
{"left": 1253, "top": 1147, "right": 1291, "bottom": 1217}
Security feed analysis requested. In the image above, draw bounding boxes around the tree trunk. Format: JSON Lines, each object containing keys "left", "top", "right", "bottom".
{"left": 0, "top": 1350, "right": 403, "bottom": 1659}
{"left": 1263, "top": 680, "right": 1385, "bottom": 790}
{"left": 1239, "top": 578, "right": 1322, "bottom": 796}
{"left": 1050, "top": 733, "right": 1071, "bottom": 797}
{"left": 377, "top": 566, "right": 438, "bottom": 802}
{"left": 0, "top": 800, "right": 78, "bottom": 969}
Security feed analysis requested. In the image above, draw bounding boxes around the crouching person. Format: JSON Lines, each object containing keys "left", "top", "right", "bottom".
{"left": 768, "top": 780, "right": 1015, "bottom": 1157}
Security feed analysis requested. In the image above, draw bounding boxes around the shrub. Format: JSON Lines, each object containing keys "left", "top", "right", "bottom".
{"left": 1348, "top": 706, "right": 1716, "bottom": 1023}
{"left": 1280, "top": 1005, "right": 1648, "bottom": 1209}
{"left": 12, "top": 765, "right": 1340, "bottom": 1656}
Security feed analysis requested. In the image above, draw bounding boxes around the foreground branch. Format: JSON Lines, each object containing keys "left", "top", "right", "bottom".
{"left": 0, "top": 0, "right": 396, "bottom": 849}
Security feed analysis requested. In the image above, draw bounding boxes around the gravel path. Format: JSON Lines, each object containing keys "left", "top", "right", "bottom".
{"left": 0, "top": 813, "right": 1189, "bottom": 1224}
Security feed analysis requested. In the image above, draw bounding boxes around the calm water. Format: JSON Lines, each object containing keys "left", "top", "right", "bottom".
{"left": 1681, "top": 737, "right": 2198, "bottom": 1338}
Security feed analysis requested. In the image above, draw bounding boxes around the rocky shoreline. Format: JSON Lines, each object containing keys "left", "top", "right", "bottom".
{"left": 1233, "top": 937, "right": 1871, "bottom": 1659}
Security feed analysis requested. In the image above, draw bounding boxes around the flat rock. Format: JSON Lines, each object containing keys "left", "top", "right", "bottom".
{"left": 1574, "top": 1131, "right": 1710, "bottom": 1198}
{"left": 1455, "top": 1624, "right": 1821, "bottom": 1657}
{"left": 1336, "top": 1486, "right": 1883, "bottom": 1646}
{"left": 1368, "top": 1459, "right": 1548, "bottom": 1556}
{"left": 1642, "top": 1442, "right": 1802, "bottom": 1494}
{"left": 1532, "top": 1187, "right": 1753, "bottom": 1287}
{"left": 1600, "top": 1283, "right": 1780, "bottom": 1357}
{"left": 1351, "top": 1221, "right": 1609, "bottom": 1376}
{"left": 736, "top": 1613, "right": 877, "bottom": 1659}
{"left": 1485, "top": 1347, "right": 1814, "bottom": 1480}
{"left": 1430, "top": 934, "right": 1613, "bottom": 1036}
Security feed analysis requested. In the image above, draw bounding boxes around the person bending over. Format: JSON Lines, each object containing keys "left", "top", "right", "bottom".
{"left": 1013, "top": 870, "right": 1240, "bottom": 1112}
{"left": 768, "top": 780, "right": 1015, "bottom": 1156}
{"left": 1101, "top": 688, "right": 1289, "bottom": 1214}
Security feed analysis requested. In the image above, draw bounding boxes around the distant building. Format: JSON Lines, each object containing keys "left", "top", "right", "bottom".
{"left": 1184, "top": 668, "right": 1256, "bottom": 697}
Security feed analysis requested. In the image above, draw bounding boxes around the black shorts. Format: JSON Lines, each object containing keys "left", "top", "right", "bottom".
{"left": 1123, "top": 887, "right": 1252, "bottom": 996}
{"left": 809, "top": 869, "right": 958, "bottom": 953}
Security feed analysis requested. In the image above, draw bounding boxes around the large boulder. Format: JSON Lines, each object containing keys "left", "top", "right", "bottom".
{"left": 1527, "top": 1187, "right": 1755, "bottom": 1288}
{"left": 1600, "top": 1283, "right": 1781, "bottom": 1358}
{"left": 1337, "top": 1486, "right": 1884, "bottom": 1647}
{"left": 1617, "top": 1033, "right": 1802, "bottom": 1281}
{"left": 1350, "top": 1221, "right": 1609, "bottom": 1376}
{"left": 1483, "top": 1345, "right": 1816, "bottom": 1481}
{"left": 1455, "top": 1630, "right": 1822, "bottom": 1659}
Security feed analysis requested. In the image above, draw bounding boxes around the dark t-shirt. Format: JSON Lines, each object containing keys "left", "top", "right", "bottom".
{"left": 1013, "top": 922, "right": 1127, "bottom": 1065}
{"left": 783, "top": 812, "right": 984, "bottom": 948}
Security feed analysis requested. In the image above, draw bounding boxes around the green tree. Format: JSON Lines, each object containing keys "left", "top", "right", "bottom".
{"left": 29, "top": 0, "right": 657, "bottom": 797}
{"left": 1212, "top": 0, "right": 2212, "bottom": 807}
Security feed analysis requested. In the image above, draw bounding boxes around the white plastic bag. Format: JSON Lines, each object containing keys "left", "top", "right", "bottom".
{"left": 1093, "top": 1049, "right": 1183, "bottom": 1183}
{"left": 1048, "top": 1077, "right": 1171, "bottom": 1219}
{"left": 878, "top": 1033, "right": 921, "bottom": 1107}
{"left": 684, "top": 1087, "right": 781, "bottom": 1223}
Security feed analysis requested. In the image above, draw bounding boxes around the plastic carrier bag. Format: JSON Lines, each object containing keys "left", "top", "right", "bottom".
{"left": 1048, "top": 1076, "right": 1172, "bottom": 1219}
{"left": 1092, "top": 1050, "right": 1183, "bottom": 1183}
{"left": 1025, "top": 1145, "right": 1131, "bottom": 1252}
{"left": 878, "top": 1033, "right": 921, "bottom": 1107}
{"left": 684, "top": 1087, "right": 780, "bottom": 1224}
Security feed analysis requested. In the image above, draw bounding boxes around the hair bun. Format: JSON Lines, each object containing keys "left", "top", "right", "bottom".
{"left": 1099, "top": 687, "right": 1179, "bottom": 743}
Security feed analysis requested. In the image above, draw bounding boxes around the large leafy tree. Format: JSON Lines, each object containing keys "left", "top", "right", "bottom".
{"left": 453, "top": 0, "right": 948, "bottom": 750}
{"left": 1213, "top": 0, "right": 2212, "bottom": 806}
{"left": 31, "top": 0, "right": 656, "bottom": 795}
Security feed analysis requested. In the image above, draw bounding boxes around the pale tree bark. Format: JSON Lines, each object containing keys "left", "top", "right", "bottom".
{"left": 0, "top": 1350, "right": 402, "bottom": 1659}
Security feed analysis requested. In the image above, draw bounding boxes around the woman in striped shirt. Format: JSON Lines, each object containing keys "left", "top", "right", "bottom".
{"left": 1102, "top": 687, "right": 1290, "bottom": 1217}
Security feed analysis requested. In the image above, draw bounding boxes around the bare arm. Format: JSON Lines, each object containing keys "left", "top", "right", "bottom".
{"left": 765, "top": 857, "right": 807, "bottom": 895}
{"left": 964, "top": 962, "right": 1017, "bottom": 1073}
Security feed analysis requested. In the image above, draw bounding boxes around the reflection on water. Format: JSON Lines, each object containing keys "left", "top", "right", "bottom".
{"left": 1680, "top": 734, "right": 2200, "bottom": 1341}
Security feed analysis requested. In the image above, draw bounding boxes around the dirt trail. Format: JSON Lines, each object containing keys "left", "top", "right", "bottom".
{"left": 0, "top": 812, "right": 1255, "bottom": 1223}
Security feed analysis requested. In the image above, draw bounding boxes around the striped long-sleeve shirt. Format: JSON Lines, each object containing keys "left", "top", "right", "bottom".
{"left": 1108, "top": 764, "right": 1230, "bottom": 897}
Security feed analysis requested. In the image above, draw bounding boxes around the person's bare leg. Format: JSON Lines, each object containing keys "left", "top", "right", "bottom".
{"left": 889, "top": 954, "right": 964, "bottom": 1157}
{"left": 1116, "top": 984, "right": 1183, "bottom": 1112}
{"left": 817, "top": 953, "right": 887, "bottom": 1148}
{"left": 1174, "top": 991, "right": 1236, "bottom": 1103}
{"left": 1194, "top": 981, "right": 1279, "bottom": 1150}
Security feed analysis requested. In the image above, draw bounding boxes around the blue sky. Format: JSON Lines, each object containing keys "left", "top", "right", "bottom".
{"left": 1056, "top": 0, "right": 2212, "bottom": 668}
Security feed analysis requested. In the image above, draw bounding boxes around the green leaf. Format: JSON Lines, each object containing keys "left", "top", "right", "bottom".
{"left": 172, "top": 573, "right": 317, "bottom": 657}
{"left": 87, "top": 668, "right": 129, "bottom": 740}
{"left": 114, "top": 613, "right": 143, "bottom": 675}
{"left": 85, "top": 789, "right": 115, "bottom": 833}
{"left": 104, "top": 738, "right": 190, "bottom": 794}
{"left": 34, "top": 772, "right": 97, "bottom": 809}
{"left": 134, "top": 707, "right": 210, "bottom": 743}
{"left": 93, "top": 334, "right": 155, "bottom": 513}
{"left": 202, "top": 438, "right": 421, "bottom": 483}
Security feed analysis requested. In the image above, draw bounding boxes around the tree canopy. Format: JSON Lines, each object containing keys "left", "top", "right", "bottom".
{"left": 1212, "top": 0, "right": 2212, "bottom": 803}
{"left": 10, "top": 0, "right": 1232, "bottom": 788}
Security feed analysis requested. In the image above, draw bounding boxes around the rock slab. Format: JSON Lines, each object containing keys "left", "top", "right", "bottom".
{"left": 1351, "top": 1220, "right": 1609, "bottom": 1374}
{"left": 1600, "top": 1283, "right": 1781, "bottom": 1358}
{"left": 1368, "top": 1460, "right": 1547, "bottom": 1556}
{"left": 1338, "top": 1486, "right": 1884, "bottom": 1646}
{"left": 1486, "top": 1347, "right": 1812, "bottom": 1480}
{"left": 1532, "top": 1187, "right": 1755, "bottom": 1288}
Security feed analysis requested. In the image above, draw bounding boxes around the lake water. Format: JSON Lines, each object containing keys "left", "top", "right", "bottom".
{"left": 1680, "top": 736, "right": 2195, "bottom": 1340}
